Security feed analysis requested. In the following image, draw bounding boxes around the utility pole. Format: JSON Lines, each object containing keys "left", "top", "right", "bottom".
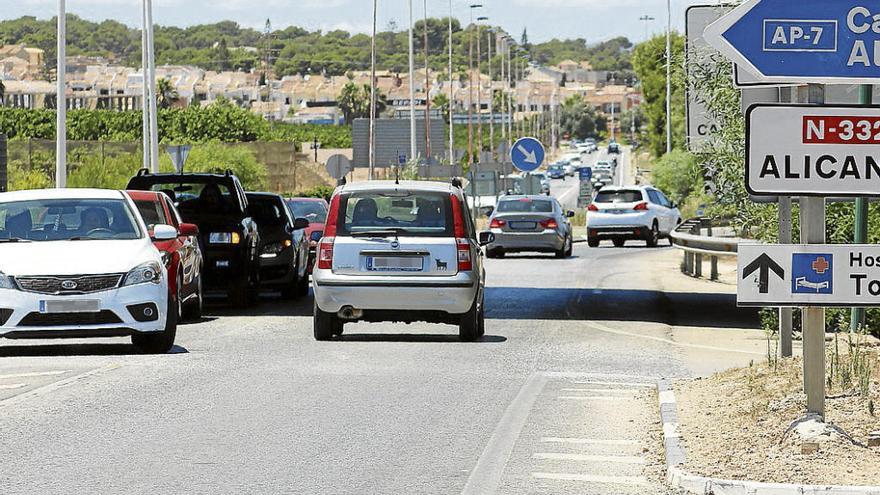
{"left": 487, "top": 27, "right": 494, "bottom": 160}
{"left": 500, "top": 37, "right": 506, "bottom": 151}
{"left": 639, "top": 15, "right": 655, "bottom": 42}
{"left": 146, "top": 0, "right": 159, "bottom": 173}
{"left": 665, "top": 0, "right": 672, "bottom": 154}
{"left": 476, "top": 16, "right": 488, "bottom": 160}
{"left": 467, "top": 4, "right": 482, "bottom": 166}
{"left": 369, "top": 0, "right": 377, "bottom": 179}
{"left": 852, "top": 83, "right": 872, "bottom": 333}
{"left": 408, "top": 0, "right": 417, "bottom": 161}
{"left": 423, "top": 0, "right": 431, "bottom": 162}
{"left": 610, "top": 102, "right": 615, "bottom": 142}
{"left": 56, "top": 0, "right": 66, "bottom": 188}
{"left": 550, "top": 86, "right": 557, "bottom": 152}
{"left": 447, "top": 0, "right": 454, "bottom": 164}
{"left": 140, "top": 0, "right": 149, "bottom": 171}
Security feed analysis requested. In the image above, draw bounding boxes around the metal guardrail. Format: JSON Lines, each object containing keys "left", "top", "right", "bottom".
{"left": 670, "top": 217, "right": 744, "bottom": 280}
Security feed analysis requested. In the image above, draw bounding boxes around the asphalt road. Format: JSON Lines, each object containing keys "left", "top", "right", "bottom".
{"left": 0, "top": 150, "right": 762, "bottom": 495}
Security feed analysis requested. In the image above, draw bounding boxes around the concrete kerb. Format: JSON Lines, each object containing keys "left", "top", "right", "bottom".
{"left": 657, "top": 379, "right": 880, "bottom": 495}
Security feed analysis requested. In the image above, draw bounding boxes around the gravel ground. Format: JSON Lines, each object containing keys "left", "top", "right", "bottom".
{"left": 676, "top": 344, "right": 880, "bottom": 486}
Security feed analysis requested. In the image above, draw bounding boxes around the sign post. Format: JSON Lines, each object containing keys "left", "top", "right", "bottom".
{"left": 852, "top": 84, "right": 872, "bottom": 332}
{"left": 577, "top": 167, "right": 593, "bottom": 208}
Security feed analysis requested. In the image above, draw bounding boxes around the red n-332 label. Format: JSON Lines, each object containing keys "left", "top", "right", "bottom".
{"left": 803, "top": 115, "right": 880, "bottom": 144}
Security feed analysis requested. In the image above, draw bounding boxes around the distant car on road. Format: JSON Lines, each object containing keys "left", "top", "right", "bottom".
{"left": 485, "top": 195, "right": 574, "bottom": 258}
{"left": 129, "top": 190, "right": 204, "bottom": 320}
{"left": 247, "top": 192, "right": 311, "bottom": 298}
{"left": 285, "top": 197, "right": 329, "bottom": 273}
{"left": 547, "top": 164, "right": 567, "bottom": 180}
{"left": 127, "top": 169, "right": 261, "bottom": 308}
{"left": 0, "top": 189, "right": 177, "bottom": 353}
{"left": 608, "top": 141, "right": 620, "bottom": 154}
{"left": 586, "top": 185, "right": 681, "bottom": 248}
{"left": 311, "top": 180, "right": 494, "bottom": 341}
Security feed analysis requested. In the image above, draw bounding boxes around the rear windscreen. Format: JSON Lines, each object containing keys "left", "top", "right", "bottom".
{"left": 337, "top": 191, "right": 453, "bottom": 237}
{"left": 595, "top": 190, "right": 643, "bottom": 203}
{"left": 496, "top": 199, "right": 553, "bottom": 213}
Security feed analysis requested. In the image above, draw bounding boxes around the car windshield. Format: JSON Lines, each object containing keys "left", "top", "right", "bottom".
{"left": 286, "top": 200, "right": 328, "bottom": 223}
{"left": 595, "top": 190, "right": 644, "bottom": 203}
{"left": 338, "top": 191, "right": 453, "bottom": 236}
{"left": 146, "top": 181, "right": 239, "bottom": 216}
{"left": 0, "top": 198, "right": 142, "bottom": 241}
{"left": 249, "top": 196, "right": 288, "bottom": 228}
{"left": 496, "top": 198, "right": 553, "bottom": 213}
{"left": 134, "top": 199, "right": 166, "bottom": 229}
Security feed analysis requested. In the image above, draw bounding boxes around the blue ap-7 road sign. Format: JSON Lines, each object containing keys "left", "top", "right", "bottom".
{"left": 510, "top": 137, "right": 545, "bottom": 172}
{"left": 704, "top": 0, "right": 880, "bottom": 83}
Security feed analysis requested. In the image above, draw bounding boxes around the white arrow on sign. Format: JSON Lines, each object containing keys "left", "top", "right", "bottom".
{"left": 516, "top": 144, "right": 537, "bottom": 164}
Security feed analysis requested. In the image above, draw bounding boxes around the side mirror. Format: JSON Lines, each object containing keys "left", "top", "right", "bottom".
{"left": 178, "top": 223, "right": 199, "bottom": 237}
{"left": 153, "top": 224, "right": 178, "bottom": 241}
{"left": 293, "top": 217, "right": 310, "bottom": 230}
{"left": 478, "top": 231, "right": 495, "bottom": 246}
{"left": 566, "top": 210, "right": 575, "bottom": 218}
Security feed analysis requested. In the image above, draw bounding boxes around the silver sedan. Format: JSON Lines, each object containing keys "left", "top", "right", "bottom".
{"left": 484, "top": 195, "right": 574, "bottom": 258}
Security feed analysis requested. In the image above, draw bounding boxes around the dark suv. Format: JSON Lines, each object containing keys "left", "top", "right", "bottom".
{"left": 127, "top": 169, "right": 260, "bottom": 307}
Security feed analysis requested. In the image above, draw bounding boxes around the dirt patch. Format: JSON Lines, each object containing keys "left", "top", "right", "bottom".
{"left": 676, "top": 342, "right": 880, "bottom": 486}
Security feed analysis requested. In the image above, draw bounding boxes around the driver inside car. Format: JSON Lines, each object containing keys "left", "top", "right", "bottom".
{"left": 79, "top": 207, "right": 110, "bottom": 235}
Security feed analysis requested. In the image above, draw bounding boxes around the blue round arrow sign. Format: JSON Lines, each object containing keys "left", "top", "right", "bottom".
{"left": 510, "top": 137, "right": 545, "bottom": 172}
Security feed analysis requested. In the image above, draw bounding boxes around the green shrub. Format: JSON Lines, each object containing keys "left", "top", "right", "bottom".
{"left": 158, "top": 142, "right": 267, "bottom": 191}
{"left": 7, "top": 161, "right": 52, "bottom": 191}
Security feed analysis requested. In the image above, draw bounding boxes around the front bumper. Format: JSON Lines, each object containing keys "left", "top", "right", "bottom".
{"left": 312, "top": 270, "right": 479, "bottom": 315}
{"left": 258, "top": 249, "right": 296, "bottom": 287}
{"left": 488, "top": 229, "right": 565, "bottom": 252}
{"left": 0, "top": 282, "right": 168, "bottom": 338}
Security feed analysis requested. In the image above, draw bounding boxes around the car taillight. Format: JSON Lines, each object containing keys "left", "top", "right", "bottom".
{"left": 323, "top": 194, "right": 341, "bottom": 237}
{"left": 634, "top": 202, "right": 649, "bottom": 211}
{"left": 489, "top": 218, "right": 505, "bottom": 228}
{"left": 540, "top": 218, "right": 558, "bottom": 229}
{"left": 450, "top": 193, "right": 467, "bottom": 238}
{"left": 587, "top": 204, "right": 599, "bottom": 212}
{"left": 457, "top": 238, "right": 473, "bottom": 271}
{"left": 317, "top": 237, "right": 335, "bottom": 270}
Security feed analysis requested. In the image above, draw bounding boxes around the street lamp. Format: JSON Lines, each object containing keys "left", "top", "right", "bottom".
{"left": 467, "top": 4, "right": 482, "bottom": 166}
{"left": 447, "top": 0, "right": 454, "bottom": 164}
{"left": 665, "top": 0, "right": 672, "bottom": 154}
{"left": 639, "top": 15, "right": 655, "bottom": 42}
{"left": 408, "top": 0, "right": 417, "bottom": 162}
{"left": 56, "top": 0, "right": 66, "bottom": 188}
{"left": 476, "top": 15, "right": 488, "bottom": 159}
{"left": 369, "top": 0, "right": 377, "bottom": 179}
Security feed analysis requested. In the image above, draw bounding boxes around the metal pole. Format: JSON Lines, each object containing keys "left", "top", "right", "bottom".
{"left": 408, "top": 0, "right": 417, "bottom": 161}
{"left": 476, "top": 23, "right": 482, "bottom": 160}
{"left": 368, "top": 0, "right": 377, "bottom": 179}
{"left": 468, "top": 11, "right": 473, "bottom": 166}
{"left": 140, "top": 0, "right": 149, "bottom": 171}
{"left": 800, "top": 84, "right": 826, "bottom": 418}
{"left": 487, "top": 28, "right": 493, "bottom": 160}
{"left": 665, "top": 0, "right": 672, "bottom": 154}
{"left": 779, "top": 196, "right": 793, "bottom": 357}
{"left": 56, "top": 0, "right": 67, "bottom": 188}
{"left": 852, "top": 84, "right": 872, "bottom": 333}
{"left": 145, "top": 0, "right": 159, "bottom": 173}
{"left": 448, "top": 0, "right": 454, "bottom": 164}
{"left": 423, "top": 0, "right": 431, "bottom": 162}
{"left": 500, "top": 38, "right": 506, "bottom": 150}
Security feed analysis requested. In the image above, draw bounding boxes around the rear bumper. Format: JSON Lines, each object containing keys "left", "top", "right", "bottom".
{"left": 487, "top": 229, "right": 564, "bottom": 252}
{"left": 312, "top": 270, "right": 479, "bottom": 314}
{"left": 588, "top": 225, "right": 652, "bottom": 240}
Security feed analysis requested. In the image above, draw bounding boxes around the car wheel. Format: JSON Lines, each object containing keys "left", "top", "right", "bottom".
{"left": 184, "top": 273, "right": 204, "bottom": 321}
{"left": 587, "top": 237, "right": 600, "bottom": 248}
{"left": 313, "top": 300, "right": 338, "bottom": 341}
{"left": 294, "top": 270, "right": 310, "bottom": 298}
{"left": 476, "top": 293, "right": 486, "bottom": 337}
{"left": 564, "top": 235, "right": 573, "bottom": 257}
{"left": 646, "top": 222, "right": 660, "bottom": 248}
{"left": 459, "top": 297, "right": 481, "bottom": 342}
{"left": 555, "top": 236, "right": 570, "bottom": 258}
{"left": 176, "top": 271, "right": 185, "bottom": 321}
{"left": 132, "top": 292, "right": 177, "bottom": 354}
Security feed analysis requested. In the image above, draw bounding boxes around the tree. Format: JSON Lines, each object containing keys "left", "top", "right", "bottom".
{"left": 520, "top": 28, "right": 531, "bottom": 51}
{"left": 0, "top": 80, "right": 5, "bottom": 106}
{"left": 156, "top": 78, "right": 179, "bottom": 109}
{"left": 432, "top": 93, "right": 450, "bottom": 123}
{"left": 337, "top": 82, "right": 386, "bottom": 125}
{"left": 214, "top": 38, "right": 231, "bottom": 71}
{"left": 559, "top": 95, "right": 599, "bottom": 140}
{"left": 631, "top": 32, "right": 686, "bottom": 156}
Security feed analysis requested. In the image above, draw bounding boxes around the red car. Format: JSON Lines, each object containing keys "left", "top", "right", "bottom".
{"left": 284, "top": 197, "right": 329, "bottom": 273}
{"left": 128, "top": 190, "right": 204, "bottom": 320}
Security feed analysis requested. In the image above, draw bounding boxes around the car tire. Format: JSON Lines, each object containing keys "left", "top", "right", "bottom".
{"left": 646, "top": 222, "right": 660, "bottom": 248}
{"left": 294, "top": 270, "right": 310, "bottom": 298}
{"left": 587, "top": 237, "right": 600, "bottom": 248}
{"left": 184, "top": 273, "right": 204, "bottom": 321}
{"left": 565, "top": 235, "right": 573, "bottom": 257}
{"left": 313, "top": 300, "right": 338, "bottom": 341}
{"left": 459, "top": 297, "right": 482, "bottom": 342}
{"left": 555, "top": 235, "right": 571, "bottom": 258}
{"left": 132, "top": 293, "right": 177, "bottom": 354}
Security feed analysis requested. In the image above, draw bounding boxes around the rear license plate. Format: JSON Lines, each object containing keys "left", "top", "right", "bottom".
{"left": 366, "top": 256, "right": 424, "bottom": 272}
{"left": 39, "top": 300, "right": 100, "bottom": 314}
{"left": 509, "top": 221, "right": 537, "bottom": 230}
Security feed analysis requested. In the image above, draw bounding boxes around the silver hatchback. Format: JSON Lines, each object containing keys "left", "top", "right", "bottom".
{"left": 484, "top": 195, "right": 574, "bottom": 258}
{"left": 311, "top": 181, "right": 494, "bottom": 341}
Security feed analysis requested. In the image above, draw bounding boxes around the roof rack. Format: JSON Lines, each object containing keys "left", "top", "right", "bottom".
{"left": 451, "top": 178, "right": 462, "bottom": 189}
{"left": 136, "top": 168, "right": 151, "bottom": 177}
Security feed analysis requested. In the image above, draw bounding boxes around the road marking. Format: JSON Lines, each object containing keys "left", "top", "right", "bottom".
{"left": 533, "top": 452, "right": 645, "bottom": 464}
{"left": 541, "top": 437, "right": 638, "bottom": 446}
{"left": 0, "top": 383, "right": 26, "bottom": 390}
{"left": 461, "top": 372, "right": 548, "bottom": 495}
{"left": 559, "top": 388, "right": 641, "bottom": 394}
{"left": 0, "top": 365, "right": 120, "bottom": 408}
{"left": 658, "top": 390, "right": 676, "bottom": 405}
{"left": 543, "top": 371, "right": 659, "bottom": 382}
{"left": 0, "top": 370, "right": 71, "bottom": 380}
{"left": 558, "top": 395, "right": 636, "bottom": 401}
{"left": 571, "top": 380, "right": 656, "bottom": 388}
{"left": 584, "top": 321, "right": 765, "bottom": 356}
{"left": 532, "top": 472, "right": 651, "bottom": 486}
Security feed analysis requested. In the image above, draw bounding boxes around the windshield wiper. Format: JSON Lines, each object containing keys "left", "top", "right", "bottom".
{"left": 67, "top": 236, "right": 100, "bottom": 241}
{"left": 0, "top": 237, "right": 32, "bottom": 243}
{"left": 351, "top": 228, "right": 406, "bottom": 237}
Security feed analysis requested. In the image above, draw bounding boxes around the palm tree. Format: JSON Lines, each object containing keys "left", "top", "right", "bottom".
{"left": 156, "top": 78, "right": 179, "bottom": 109}
{"left": 0, "top": 80, "right": 5, "bottom": 107}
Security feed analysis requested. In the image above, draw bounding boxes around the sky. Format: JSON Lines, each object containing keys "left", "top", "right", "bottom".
{"left": 7, "top": 0, "right": 703, "bottom": 45}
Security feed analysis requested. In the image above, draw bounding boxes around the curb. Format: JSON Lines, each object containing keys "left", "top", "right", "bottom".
{"left": 657, "top": 379, "right": 880, "bottom": 495}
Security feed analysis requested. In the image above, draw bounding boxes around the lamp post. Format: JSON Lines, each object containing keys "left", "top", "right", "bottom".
{"left": 423, "top": 0, "right": 431, "bottom": 163}
{"left": 369, "top": 0, "right": 378, "bottom": 179}
{"left": 56, "top": 0, "right": 66, "bottom": 188}
{"left": 467, "top": 4, "right": 482, "bottom": 166}
{"left": 639, "top": 15, "right": 655, "bottom": 42}
{"left": 486, "top": 24, "right": 494, "bottom": 160}
{"left": 408, "top": 0, "right": 417, "bottom": 161}
{"left": 447, "top": 0, "right": 454, "bottom": 164}
{"left": 665, "top": 0, "right": 672, "bottom": 154}
{"left": 145, "top": 0, "right": 159, "bottom": 173}
{"left": 476, "top": 16, "right": 488, "bottom": 161}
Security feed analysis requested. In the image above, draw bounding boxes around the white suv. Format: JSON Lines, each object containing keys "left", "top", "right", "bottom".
{"left": 586, "top": 185, "right": 682, "bottom": 248}
{"left": 311, "top": 181, "right": 493, "bottom": 341}
{"left": 0, "top": 189, "right": 177, "bottom": 353}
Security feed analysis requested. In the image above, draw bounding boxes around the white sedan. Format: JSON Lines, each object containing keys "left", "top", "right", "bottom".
{"left": 0, "top": 188, "right": 178, "bottom": 353}
{"left": 586, "top": 185, "right": 682, "bottom": 248}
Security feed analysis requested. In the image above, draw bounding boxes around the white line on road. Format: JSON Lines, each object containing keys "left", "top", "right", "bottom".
{"left": 0, "top": 383, "right": 26, "bottom": 390}
{"left": 559, "top": 388, "right": 641, "bottom": 394}
{"left": 460, "top": 372, "right": 548, "bottom": 495}
{"left": 571, "top": 380, "right": 656, "bottom": 388}
{"left": 532, "top": 472, "right": 651, "bottom": 486}
{"left": 558, "top": 395, "right": 636, "bottom": 401}
{"left": 584, "top": 321, "right": 765, "bottom": 356}
{"left": 533, "top": 452, "right": 645, "bottom": 464}
{"left": 0, "top": 370, "right": 71, "bottom": 380}
{"left": 541, "top": 437, "right": 638, "bottom": 446}
{"left": 0, "top": 365, "right": 119, "bottom": 408}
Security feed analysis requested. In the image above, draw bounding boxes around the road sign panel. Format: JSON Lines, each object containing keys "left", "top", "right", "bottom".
{"left": 166, "top": 144, "right": 192, "bottom": 173}
{"left": 705, "top": 0, "right": 880, "bottom": 84}
{"left": 578, "top": 167, "right": 592, "bottom": 181}
{"left": 746, "top": 104, "right": 880, "bottom": 196}
{"left": 326, "top": 154, "right": 352, "bottom": 179}
{"left": 510, "top": 137, "right": 545, "bottom": 172}
{"left": 738, "top": 244, "right": 880, "bottom": 307}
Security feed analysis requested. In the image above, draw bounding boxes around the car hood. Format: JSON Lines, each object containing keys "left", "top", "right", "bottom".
{"left": 0, "top": 238, "right": 160, "bottom": 276}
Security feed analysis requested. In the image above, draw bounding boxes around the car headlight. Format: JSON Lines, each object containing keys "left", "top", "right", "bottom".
{"left": 122, "top": 261, "right": 163, "bottom": 286}
{"left": 209, "top": 232, "right": 241, "bottom": 244}
{"left": 0, "top": 272, "right": 15, "bottom": 290}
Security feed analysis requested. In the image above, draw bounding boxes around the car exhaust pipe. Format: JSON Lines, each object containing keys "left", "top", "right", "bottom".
{"left": 338, "top": 306, "right": 363, "bottom": 320}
